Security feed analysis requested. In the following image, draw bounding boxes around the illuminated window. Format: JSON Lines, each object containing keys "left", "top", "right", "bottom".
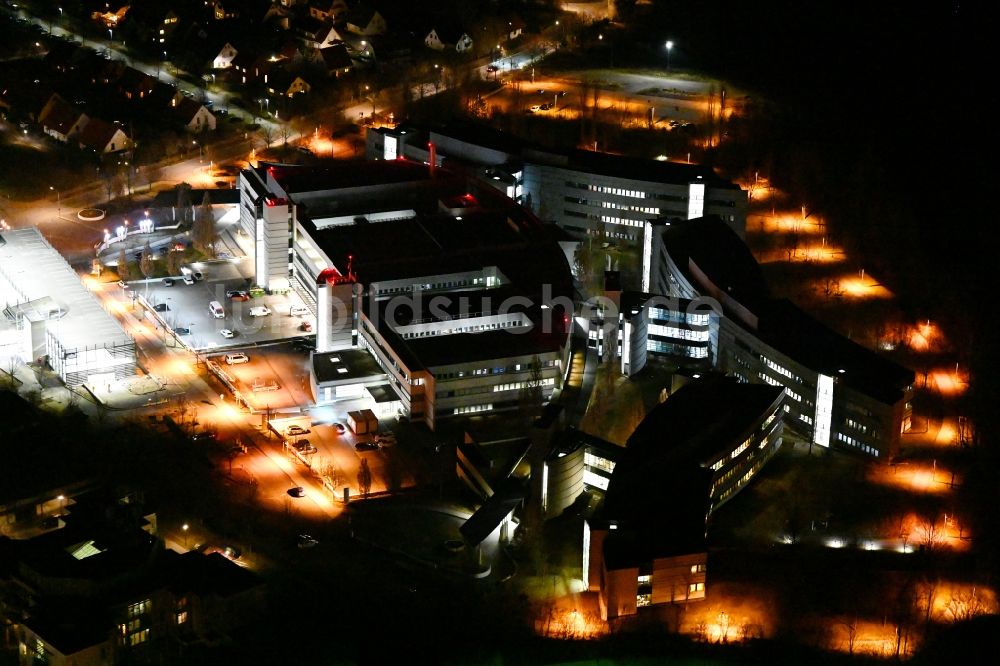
{"left": 636, "top": 593, "right": 652, "bottom": 607}
{"left": 127, "top": 599, "right": 151, "bottom": 618}
{"left": 128, "top": 629, "right": 149, "bottom": 646}
{"left": 637, "top": 574, "right": 651, "bottom": 586}
{"left": 176, "top": 611, "right": 188, "bottom": 625}
{"left": 690, "top": 564, "right": 706, "bottom": 574}
{"left": 689, "top": 582, "right": 705, "bottom": 593}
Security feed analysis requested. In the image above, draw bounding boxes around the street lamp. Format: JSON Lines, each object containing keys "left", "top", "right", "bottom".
{"left": 49, "top": 186, "right": 60, "bottom": 217}
{"left": 182, "top": 523, "right": 189, "bottom": 548}
{"left": 665, "top": 40, "right": 674, "bottom": 72}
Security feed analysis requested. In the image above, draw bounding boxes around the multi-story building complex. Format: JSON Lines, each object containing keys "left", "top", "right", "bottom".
{"left": 0, "top": 490, "right": 264, "bottom": 665}
{"left": 0, "top": 228, "right": 135, "bottom": 389}
{"left": 237, "top": 160, "right": 574, "bottom": 429}
{"left": 634, "top": 216, "right": 914, "bottom": 459}
{"left": 585, "top": 377, "right": 784, "bottom": 620}
{"left": 366, "top": 122, "right": 747, "bottom": 243}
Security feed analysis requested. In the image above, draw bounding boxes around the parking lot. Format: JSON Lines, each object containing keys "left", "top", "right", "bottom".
{"left": 270, "top": 415, "right": 407, "bottom": 500}
{"left": 209, "top": 343, "right": 314, "bottom": 411}
{"left": 130, "top": 259, "right": 314, "bottom": 351}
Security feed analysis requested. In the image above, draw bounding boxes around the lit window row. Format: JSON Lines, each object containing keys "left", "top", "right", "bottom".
{"left": 493, "top": 377, "right": 556, "bottom": 392}
{"left": 601, "top": 215, "right": 646, "bottom": 228}
{"left": 837, "top": 432, "right": 880, "bottom": 457}
{"left": 589, "top": 185, "right": 647, "bottom": 199}
{"left": 648, "top": 324, "right": 710, "bottom": 342}
{"left": 601, "top": 201, "right": 660, "bottom": 214}
{"left": 637, "top": 574, "right": 652, "bottom": 586}
{"left": 731, "top": 436, "right": 751, "bottom": 459}
{"left": 584, "top": 452, "right": 616, "bottom": 473}
{"left": 691, "top": 564, "right": 706, "bottom": 574}
{"left": 127, "top": 600, "right": 152, "bottom": 618}
{"left": 454, "top": 403, "right": 493, "bottom": 415}
{"left": 799, "top": 413, "right": 813, "bottom": 425}
{"left": 844, "top": 417, "right": 869, "bottom": 434}
{"left": 762, "top": 357, "right": 796, "bottom": 380}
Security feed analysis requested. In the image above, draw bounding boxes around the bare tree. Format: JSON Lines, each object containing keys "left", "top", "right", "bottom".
{"left": 117, "top": 246, "right": 131, "bottom": 281}
{"left": 192, "top": 192, "right": 217, "bottom": 257}
{"left": 357, "top": 458, "right": 373, "bottom": 497}
{"left": 166, "top": 246, "right": 181, "bottom": 276}
{"left": 139, "top": 241, "right": 154, "bottom": 280}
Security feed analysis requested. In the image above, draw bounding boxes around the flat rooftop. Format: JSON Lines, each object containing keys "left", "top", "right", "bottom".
{"left": 0, "top": 229, "right": 131, "bottom": 352}
{"left": 312, "top": 348, "right": 386, "bottom": 383}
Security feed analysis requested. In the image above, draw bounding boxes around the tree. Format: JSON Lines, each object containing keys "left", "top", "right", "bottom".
{"left": 166, "top": 247, "right": 181, "bottom": 276}
{"left": 258, "top": 124, "right": 275, "bottom": 150}
{"left": 192, "top": 192, "right": 217, "bottom": 257}
{"left": 518, "top": 355, "right": 545, "bottom": 419}
{"left": 176, "top": 182, "right": 193, "bottom": 224}
{"left": 117, "top": 246, "right": 130, "bottom": 281}
{"left": 139, "top": 241, "right": 153, "bottom": 280}
{"left": 357, "top": 458, "right": 373, "bottom": 497}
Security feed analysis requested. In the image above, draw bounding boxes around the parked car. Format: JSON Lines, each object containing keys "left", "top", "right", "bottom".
{"left": 528, "top": 105, "right": 541, "bottom": 113}
{"left": 332, "top": 422, "right": 346, "bottom": 434}
{"left": 220, "top": 329, "right": 236, "bottom": 339}
{"left": 287, "top": 486, "right": 305, "bottom": 498}
{"left": 193, "top": 271, "right": 204, "bottom": 281}
{"left": 162, "top": 278, "right": 174, "bottom": 286}
{"left": 285, "top": 424, "right": 310, "bottom": 436}
{"left": 297, "top": 534, "right": 319, "bottom": 548}
{"left": 231, "top": 293, "right": 250, "bottom": 301}
{"left": 153, "top": 303, "right": 169, "bottom": 312}
{"left": 224, "top": 352, "right": 249, "bottom": 365}
{"left": 540, "top": 102, "right": 553, "bottom": 111}
{"left": 355, "top": 441, "right": 381, "bottom": 452}
{"left": 190, "top": 431, "right": 216, "bottom": 442}
{"left": 174, "top": 327, "right": 190, "bottom": 335}
{"left": 182, "top": 274, "right": 194, "bottom": 285}
{"left": 292, "top": 438, "right": 311, "bottom": 449}
{"left": 249, "top": 306, "right": 271, "bottom": 317}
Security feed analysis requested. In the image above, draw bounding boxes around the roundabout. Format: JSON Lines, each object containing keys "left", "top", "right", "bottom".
{"left": 77, "top": 208, "right": 106, "bottom": 222}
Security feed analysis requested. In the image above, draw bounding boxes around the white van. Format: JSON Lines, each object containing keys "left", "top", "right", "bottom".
{"left": 209, "top": 301, "right": 224, "bottom": 318}
{"left": 249, "top": 306, "right": 271, "bottom": 317}
{"left": 290, "top": 304, "right": 310, "bottom": 316}
{"left": 225, "top": 353, "right": 249, "bottom": 365}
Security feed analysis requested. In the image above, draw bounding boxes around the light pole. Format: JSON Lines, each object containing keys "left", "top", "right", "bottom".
{"left": 182, "top": 523, "right": 189, "bottom": 548}
{"left": 49, "top": 186, "right": 60, "bottom": 218}
{"left": 665, "top": 40, "right": 674, "bottom": 72}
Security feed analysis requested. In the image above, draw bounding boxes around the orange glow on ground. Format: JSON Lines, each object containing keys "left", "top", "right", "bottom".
{"left": 926, "top": 582, "right": 998, "bottom": 623}
{"left": 929, "top": 370, "right": 967, "bottom": 396}
{"left": 906, "top": 321, "right": 947, "bottom": 352}
{"left": 829, "top": 616, "right": 916, "bottom": 658}
{"left": 534, "top": 593, "right": 607, "bottom": 640}
{"left": 759, "top": 243, "right": 845, "bottom": 264}
{"left": 679, "top": 590, "right": 772, "bottom": 643}
{"left": 837, "top": 275, "right": 894, "bottom": 300}
{"left": 867, "top": 464, "right": 956, "bottom": 495}
{"left": 754, "top": 212, "right": 826, "bottom": 235}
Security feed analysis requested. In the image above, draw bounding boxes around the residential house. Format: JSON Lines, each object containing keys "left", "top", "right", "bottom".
{"left": 38, "top": 95, "right": 89, "bottom": 143}
{"left": 77, "top": 118, "right": 130, "bottom": 154}
{"left": 116, "top": 67, "right": 155, "bottom": 101}
{"left": 171, "top": 97, "right": 216, "bottom": 132}
{"left": 211, "top": 1, "right": 240, "bottom": 20}
{"left": 346, "top": 5, "right": 386, "bottom": 36}
{"left": 213, "top": 42, "right": 238, "bottom": 69}
{"left": 308, "top": 0, "right": 347, "bottom": 22}
{"left": 266, "top": 70, "right": 312, "bottom": 97}
{"left": 425, "top": 25, "right": 474, "bottom": 53}
{"left": 319, "top": 43, "right": 352, "bottom": 77}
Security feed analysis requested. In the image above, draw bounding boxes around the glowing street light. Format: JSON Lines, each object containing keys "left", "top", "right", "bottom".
{"left": 49, "top": 185, "right": 60, "bottom": 217}
{"left": 182, "top": 523, "right": 189, "bottom": 548}
{"left": 665, "top": 40, "right": 674, "bottom": 71}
